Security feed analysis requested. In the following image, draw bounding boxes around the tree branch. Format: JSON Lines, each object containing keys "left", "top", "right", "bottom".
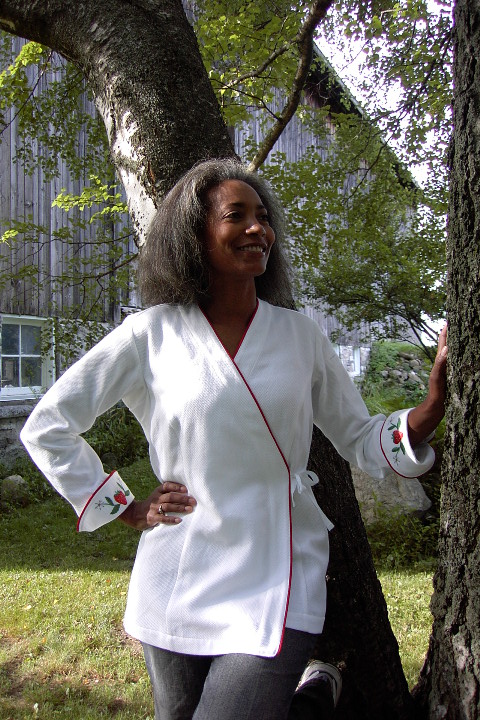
{"left": 221, "top": 47, "right": 289, "bottom": 92}
{"left": 0, "top": 49, "right": 53, "bottom": 135}
{"left": 248, "top": 0, "right": 334, "bottom": 171}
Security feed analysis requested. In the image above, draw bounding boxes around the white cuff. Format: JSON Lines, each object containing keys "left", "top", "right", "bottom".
{"left": 76, "top": 471, "right": 135, "bottom": 532}
{"left": 380, "top": 409, "right": 435, "bottom": 478}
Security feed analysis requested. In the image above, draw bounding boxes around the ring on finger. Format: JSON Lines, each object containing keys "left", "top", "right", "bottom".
{"left": 158, "top": 504, "right": 165, "bottom": 516}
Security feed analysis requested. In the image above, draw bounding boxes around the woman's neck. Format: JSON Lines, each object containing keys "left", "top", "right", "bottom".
{"left": 200, "top": 280, "right": 257, "bottom": 326}
{"left": 200, "top": 281, "right": 258, "bottom": 357}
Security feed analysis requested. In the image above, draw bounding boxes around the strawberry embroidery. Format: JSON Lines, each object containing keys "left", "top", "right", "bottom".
{"left": 388, "top": 417, "right": 406, "bottom": 464}
{"left": 114, "top": 491, "right": 128, "bottom": 505}
{"left": 392, "top": 429, "right": 403, "bottom": 444}
{"left": 95, "top": 482, "right": 131, "bottom": 514}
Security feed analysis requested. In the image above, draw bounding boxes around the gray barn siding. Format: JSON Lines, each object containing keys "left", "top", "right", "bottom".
{"left": 0, "top": 37, "right": 130, "bottom": 322}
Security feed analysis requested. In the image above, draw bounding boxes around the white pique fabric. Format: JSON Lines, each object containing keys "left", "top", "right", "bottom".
{"left": 21, "top": 301, "right": 435, "bottom": 656}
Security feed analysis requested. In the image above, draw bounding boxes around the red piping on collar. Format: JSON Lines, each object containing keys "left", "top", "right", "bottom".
{"left": 200, "top": 298, "right": 259, "bottom": 359}
{"left": 230, "top": 357, "right": 293, "bottom": 656}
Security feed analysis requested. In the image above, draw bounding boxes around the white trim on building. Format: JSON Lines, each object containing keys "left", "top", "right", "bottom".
{"left": 0, "top": 314, "right": 54, "bottom": 400}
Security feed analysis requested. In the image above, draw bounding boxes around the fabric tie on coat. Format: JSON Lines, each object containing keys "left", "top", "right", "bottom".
{"left": 291, "top": 470, "right": 334, "bottom": 531}
{"left": 291, "top": 470, "right": 319, "bottom": 505}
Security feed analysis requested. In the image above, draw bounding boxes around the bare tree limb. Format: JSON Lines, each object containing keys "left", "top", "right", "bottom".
{"left": 248, "top": 0, "right": 334, "bottom": 171}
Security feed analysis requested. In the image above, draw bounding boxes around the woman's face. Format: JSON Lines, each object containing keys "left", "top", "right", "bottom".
{"left": 202, "top": 180, "right": 276, "bottom": 286}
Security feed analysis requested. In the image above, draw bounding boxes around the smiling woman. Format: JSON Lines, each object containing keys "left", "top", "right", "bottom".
{"left": 20, "top": 158, "right": 447, "bottom": 720}
{"left": 137, "top": 159, "right": 293, "bottom": 310}
{"left": 200, "top": 179, "right": 277, "bottom": 356}
{"left": 203, "top": 179, "right": 276, "bottom": 283}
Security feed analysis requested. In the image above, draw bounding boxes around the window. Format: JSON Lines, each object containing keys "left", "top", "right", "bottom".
{"left": 0, "top": 316, "right": 53, "bottom": 400}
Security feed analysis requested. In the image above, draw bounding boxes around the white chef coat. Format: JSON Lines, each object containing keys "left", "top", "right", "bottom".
{"left": 21, "top": 300, "right": 435, "bottom": 656}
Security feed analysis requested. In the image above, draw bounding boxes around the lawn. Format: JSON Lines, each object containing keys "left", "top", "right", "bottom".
{"left": 0, "top": 458, "right": 435, "bottom": 719}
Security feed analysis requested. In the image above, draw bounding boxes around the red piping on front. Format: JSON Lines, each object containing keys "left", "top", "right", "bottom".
{"left": 201, "top": 301, "right": 293, "bottom": 654}
{"left": 232, "top": 359, "right": 293, "bottom": 655}
{"left": 76, "top": 469, "right": 117, "bottom": 531}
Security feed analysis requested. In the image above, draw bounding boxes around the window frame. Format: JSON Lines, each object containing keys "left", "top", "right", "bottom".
{"left": 0, "top": 315, "right": 54, "bottom": 400}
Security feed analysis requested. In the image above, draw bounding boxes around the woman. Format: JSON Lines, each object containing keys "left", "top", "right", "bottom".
{"left": 21, "top": 159, "right": 447, "bottom": 719}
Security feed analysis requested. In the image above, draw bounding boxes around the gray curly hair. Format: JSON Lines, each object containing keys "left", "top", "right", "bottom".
{"left": 138, "top": 158, "right": 293, "bottom": 307}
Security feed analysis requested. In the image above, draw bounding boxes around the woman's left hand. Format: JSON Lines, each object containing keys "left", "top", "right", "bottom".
{"left": 427, "top": 324, "right": 448, "bottom": 405}
{"left": 407, "top": 324, "right": 448, "bottom": 446}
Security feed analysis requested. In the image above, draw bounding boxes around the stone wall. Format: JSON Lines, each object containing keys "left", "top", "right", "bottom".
{"left": 0, "top": 401, "right": 36, "bottom": 469}
{"left": 378, "top": 350, "right": 430, "bottom": 394}
{"left": 351, "top": 466, "right": 432, "bottom": 526}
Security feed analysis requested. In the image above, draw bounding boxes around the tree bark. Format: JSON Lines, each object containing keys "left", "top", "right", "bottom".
{"left": 0, "top": 1, "right": 416, "bottom": 716}
{"left": 0, "top": 0, "right": 235, "bottom": 242}
{"left": 309, "top": 430, "right": 415, "bottom": 720}
{"left": 413, "top": 2, "right": 480, "bottom": 718}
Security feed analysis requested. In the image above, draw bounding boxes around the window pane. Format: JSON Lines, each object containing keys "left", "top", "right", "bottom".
{"left": 2, "top": 324, "right": 19, "bottom": 355}
{"left": 2, "top": 357, "right": 19, "bottom": 387}
{"left": 21, "top": 357, "right": 42, "bottom": 387}
{"left": 21, "top": 325, "right": 42, "bottom": 355}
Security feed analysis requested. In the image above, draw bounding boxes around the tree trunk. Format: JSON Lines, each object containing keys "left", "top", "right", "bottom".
{"left": 309, "top": 430, "right": 415, "bottom": 720}
{"left": 0, "top": 0, "right": 235, "bottom": 242}
{"left": 413, "top": 2, "right": 480, "bottom": 718}
{"left": 0, "top": 1, "right": 415, "bottom": 716}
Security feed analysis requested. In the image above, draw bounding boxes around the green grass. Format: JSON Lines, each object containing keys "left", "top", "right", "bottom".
{"left": 378, "top": 564, "right": 434, "bottom": 689}
{"left": 0, "top": 458, "right": 157, "bottom": 720}
{"left": 1, "top": 458, "right": 435, "bottom": 718}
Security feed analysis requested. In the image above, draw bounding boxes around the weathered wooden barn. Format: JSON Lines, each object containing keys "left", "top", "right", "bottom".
{"left": 0, "top": 34, "right": 378, "bottom": 465}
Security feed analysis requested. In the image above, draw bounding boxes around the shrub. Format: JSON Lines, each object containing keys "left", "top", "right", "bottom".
{"left": 360, "top": 340, "right": 444, "bottom": 568}
{"left": 0, "top": 456, "right": 55, "bottom": 506}
{"left": 82, "top": 402, "right": 148, "bottom": 469}
{"left": 1, "top": 404, "right": 148, "bottom": 518}
{"left": 367, "top": 503, "right": 439, "bottom": 569}
{"left": 361, "top": 341, "right": 433, "bottom": 409}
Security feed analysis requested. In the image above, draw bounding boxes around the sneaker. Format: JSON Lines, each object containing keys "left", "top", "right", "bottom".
{"left": 296, "top": 660, "right": 342, "bottom": 707}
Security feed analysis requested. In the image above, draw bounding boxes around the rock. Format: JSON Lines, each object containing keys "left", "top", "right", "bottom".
{"left": 408, "top": 371, "right": 424, "bottom": 384}
{"left": 351, "top": 467, "right": 432, "bottom": 526}
{"left": 0, "top": 474, "right": 32, "bottom": 507}
{"left": 101, "top": 452, "right": 119, "bottom": 471}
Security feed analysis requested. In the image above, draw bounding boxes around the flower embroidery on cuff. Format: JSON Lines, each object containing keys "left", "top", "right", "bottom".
{"left": 95, "top": 482, "right": 131, "bottom": 515}
{"left": 388, "top": 417, "right": 406, "bottom": 464}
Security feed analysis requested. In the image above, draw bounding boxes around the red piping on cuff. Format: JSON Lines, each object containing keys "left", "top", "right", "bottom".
{"left": 76, "top": 470, "right": 117, "bottom": 532}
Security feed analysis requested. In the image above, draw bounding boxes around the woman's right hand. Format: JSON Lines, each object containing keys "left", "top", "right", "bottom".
{"left": 118, "top": 482, "right": 197, "bottom": 530}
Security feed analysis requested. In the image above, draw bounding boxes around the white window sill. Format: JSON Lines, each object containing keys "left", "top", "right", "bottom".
{"left": 0, "top": 388, "right": 44, "bottom": 402}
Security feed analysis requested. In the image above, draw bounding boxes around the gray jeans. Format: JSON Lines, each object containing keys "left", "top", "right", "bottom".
{"left": 142, "top": 628, "right": 334, "bottom": 720}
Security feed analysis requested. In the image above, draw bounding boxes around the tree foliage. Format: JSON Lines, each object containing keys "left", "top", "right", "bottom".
{"left": 0, "top": 33, "right": 133, "bottom": 357}
{"left": 262, "top": 118, "right": 446, "bottom": 358}
{"left": 305, "top": 0, "right": 451, "bottom": 352}
{"left": 317, "top": 0, "right": 452, "bottom": 171}
{"left": 194, "top": 0, "right": 312, "bottom": 127}
{"left": 0, "top": 36, "right": 109, "bottom": 178}
{"left": 0, "top": 0, "right": 451, "bottom": 357}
